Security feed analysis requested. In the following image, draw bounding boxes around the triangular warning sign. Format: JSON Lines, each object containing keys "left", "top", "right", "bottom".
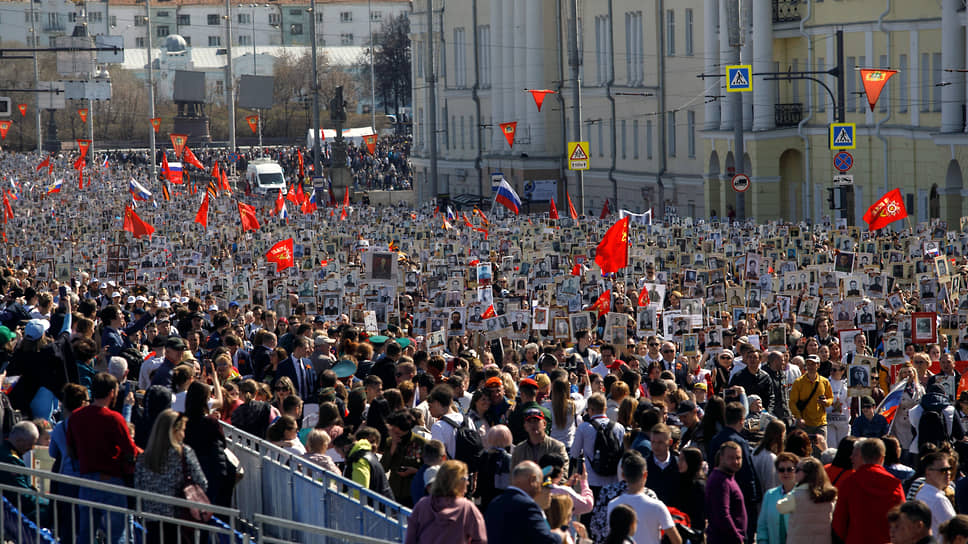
{"left": 570, "top": 144, "right": 588, "bottom": 161}
{"left": 730, "top": 70, "right": 749, "bottom": 88}
{"left": 834, "top": 129, "right": 852, "bottom": 145}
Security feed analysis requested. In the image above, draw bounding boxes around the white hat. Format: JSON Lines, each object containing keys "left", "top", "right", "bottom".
{"left": 423, "top": 465, "right": 439, "bottom": 488}
{"left": 160, "top": 301, "right": 171, "bottom": 308}
{"left": 111, "top": 292, "right": 121, "bottom": 298}
{"left": 136, "top": 296, "right": 147, "bottom": 302}
{"left": 126, "top": 296, "right": 136, "bottom": 304}
{"left": 208, "top": 304, "right": 219, "bottom": 312}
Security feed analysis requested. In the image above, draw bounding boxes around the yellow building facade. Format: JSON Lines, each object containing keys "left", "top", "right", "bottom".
{"left": 704, "top": 0, "right": 968, "bottom": 225}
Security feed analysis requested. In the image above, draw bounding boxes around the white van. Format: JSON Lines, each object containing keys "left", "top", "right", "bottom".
{"left": 245, "top": 158, "right": 287, "bottom": 195}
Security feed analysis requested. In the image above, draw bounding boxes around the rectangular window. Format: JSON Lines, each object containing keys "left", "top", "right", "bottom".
{"left": 177, "top": 14, "right": 190, "bottom": 25}
{"left": 340, "top": 33, "right": 353, "bottom": 44}
{"left": 685, "top": 9, "right": 693, "bottom": 56}
{"left": 207, "top": 14, "right": 219, "bottom": 25}
{"left": 933, "top": 52, "right": 942, "bottom": 112}
{"left": 846, "top": 56, "right": 856, "bottom": 112}
{"left": 238, "top": 35, "right": 250, "bottom": 46}
{"left": 340, "top": 11, "right": 352, "bottom": 22}
{"left": 291, "top": 24, "right": 303, "bottom": 35}
{"left": 666, "top": 10, "right": 675, "bottom": 56}
{"left": 598, "top": 122, "right": 604, "bottom": 157}
{"left": 454, "top": 28, "right": 466, "bottom": 88}
{"left": 88, "top": 11, "right": 102, "bottom": 23}
{"left": 134, "top": 15, "right": 146, "bottom": 26}
{"left": 208, "top": 35, "right": 221, "bottom": 46}
{"left": 461, "top": 117, "right": 466, "bottom": 149}
{"left": 687, "top": 110, "right": 696, "bottom": 158}
{"left": 238, "top": 13, "right": 250, "bottom": 24}
{"left": 921, "top": 52, "right": 930, "bottom": 112}
{"left": 215, "top": 81, "right": 224, "bottom": 95}
{"left": 667, "top": 112, "right": 676, "bottom": 157}
{"left": 135, "top": 36, "right": 146, "bottom": 48}
{"left": 646, "top": 120, "right": 653, "bottom": 160}
{"left": 156, "top": 25, "right": 169, "bottom": 37}
{"left": 289, "top": 9, "right": 302, "bottom": 16}
{"left": 899, "top": 54, "right": 908, "bottom": 113}
{"left": 478, "top": 26, "right": 491, "bottom": 87}
{"left": 156, "top": 11, "right": 169, "bottom": 18}
{"left": 269, "top": 13, "right": 280, "bottom": 25}
{"left": 371, "top": 11, "right": 382, "bottom": 22}
{"left": 817, "top": 57, "right": 826, "bottom": 112}
{"left": 450, "top": 115, "right": 455, "bottom": 149}
{"left": 621, "top": 120, "right": 627, "bottom": 159}
{"left": 109, "top": 15, "right": 116, "bottom": 27}
{"left": 633, "top": 120, "right": 639, "bottom": 159}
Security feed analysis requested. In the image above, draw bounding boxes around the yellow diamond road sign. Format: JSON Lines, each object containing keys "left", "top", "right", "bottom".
{"left": 568, "top": 141, "right": 590, "bottom": 171}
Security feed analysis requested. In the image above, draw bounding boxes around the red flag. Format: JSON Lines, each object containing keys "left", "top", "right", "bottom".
{"left": 862, "top": 188, "right": 908, "bottom": 231}
{"left": 245, "top": 115, "right": 259, "bottom": 134}
{"left": 194, "top": 193, "right": 210, "bottom": 228}
{"left": 16, "top": 104, "right": 26, "bottom": 117}
{"left": 599, "top": 199, "right": 611, "bottom": 219}
{"left": 266, "top": 238, "right": 295, "bottom": 272}
{"left": 73, "top": 156, "right": 86, "bottom": 171}
{"left": 637, "top": 284, "right": 651, "bottom": 307}
{"left": 78, "top": 169, "right": 84, "bottom": 189}
{"left": 571, "top": 263, "right": 582, "bottom": 276}
{"left": 481, "top": 304, "right": 496, "bottom": 319}
{"left": 36, "top": 156, "right": 50, "bottom": 172}
{"left": 77, "top": 108, "right": 88, "bottom": 123}
{"left": 2, "top": 191, "right": 12, "bottom": 222}
{"left": 297, "top": 150, "right": 305, "bottom": 179}
{"left": 123, "top": 205, "right": 155, "bottom": 239}
{"left": 499, "top": 122, "right": 517, "bottom": 148}
{"left": 474, "top": 207, "right": 490, "bottom": 227}
{"left": 183, "top": 146, "right": 205, "bottom": 170}
{"left": 595, "top": 216, "right": 630, "bottom": 274}
{"left": 549, "top": 197, "right": 560, "bottom": 220}
{"left": 566, "top": 191, "right": 579, "bottom": 220}
{"left": 76, "top": 139, "right": 90, "bottom": 158}
{"left": 211, "top": 162, "right": 220, "bottom": 182}
{"left": 238, "top": 202, "right": 260, "bottom": 231}
{"left": 528, "top": 89, "right": 556, "bottom": 112}
{"left": 586, "top": 289, "right": 612, "bottom": 317}
{"left": 169, "top": 134, "right": 188, "bottom": 159}
{"left": 149, "top": 117, "right": 161, "bottom": 132}
{"left": 273, "top": 189, "right": 285, "bottom": 216}
{"left": 0, "top": 121, "right": 9, "bottom": 140}
{"left": 860, "top": 69, "right": 898, "bottom": 112}
{"left": 462, "top": 212, "right": 474, "bottom": 228}
{"left": 362, "top": 134, "right": 377, "bottom": 155}
{"left": 220, "top": 169, "right": 230, "bottom": 193}
{"left": 296, "top": 183, "right": 306, "bottom": 205}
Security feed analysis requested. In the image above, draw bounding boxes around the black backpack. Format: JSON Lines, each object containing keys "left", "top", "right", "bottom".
{"left": 442, "top": 416, "right": 484, "bottom": 471}
{"left": 590, "top": 419, "right": 623, "bottom": 476}
{"left": 918, "top": 405, "right": 951, "bottom": 451}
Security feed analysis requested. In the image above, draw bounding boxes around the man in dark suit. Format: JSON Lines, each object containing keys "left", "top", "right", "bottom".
{"left": 223, "top": 334, "right": 253, "bottom": 376}
{"left": 276, "top": 336, "right": 316, "bottom": 402}
{"left": 485, "top": 461, "right": 559, "bottom": 544}
{"left": 251, "top": 331, "right": 276, "bottom": 382}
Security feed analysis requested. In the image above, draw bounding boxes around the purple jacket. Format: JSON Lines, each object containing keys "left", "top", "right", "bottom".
{"left": 705, "top": 468, "right": 746, "bottom": 544}
{"left": 405, "top": 496, "right": 487, "bottom": 544}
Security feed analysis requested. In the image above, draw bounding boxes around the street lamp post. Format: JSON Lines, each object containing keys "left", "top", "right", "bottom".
{"left": 309, "top": 0, "right": 322, "bottom": 177}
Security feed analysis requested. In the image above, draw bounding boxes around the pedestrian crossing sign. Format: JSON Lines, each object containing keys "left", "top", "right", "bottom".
{"left": 829, "top": 123, "right": 856, "bottom": 150}
{"left": 725, "top": 65, "right": 752, "bottom": 92}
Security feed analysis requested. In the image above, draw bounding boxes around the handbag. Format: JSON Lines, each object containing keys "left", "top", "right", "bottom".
{"left": 795, "top": 380, "right": 821, "bottom": 414}
{"left": 224, "top": 447, "right": 245, "bottom": 482}
{"left": 178, "top": 450, "right": 213, "bottom": 523}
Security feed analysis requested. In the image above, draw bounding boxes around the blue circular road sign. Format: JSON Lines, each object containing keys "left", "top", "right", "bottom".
{"left": 834, "top": 151, "right": 853, "bottom": 173}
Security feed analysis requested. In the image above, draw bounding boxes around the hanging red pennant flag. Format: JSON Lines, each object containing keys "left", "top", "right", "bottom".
{"left": 150, "top": 117, "right": 161, "bottom": 133}
{"left": 73, "top": 156, "right": 86, "bottom": 171}
{"left": 238, "top": 202, "right": 260, "bottom": 231}
{"left": 586, "top": 289, "right": 612, "bottom": 317}
{"left": 183, "top": 146, "right": 205, "bottom": 170}
{"left": 637, "top": 284, "right": 651, "bottom": 307}
{"left": 549, "top": 197, "right": 559, "bottom": 220}
{"left": 499, "top": 122, "right": 517, "bottom": 148}
{"left": 211, "top": 161, "right": 221, "bottom": 183}
{"left": 481, "top": 304, "right": 496, "bottom": 320}
{"left": 169, "top": 133, "right": 188, "bottom": 159}
{"left": 566, "top": 191, "right": 579, "bottom": 220}
{"left": 245, "top": 115, "right": 259, "bottom": 134}
{"left": 862, "top": 188, "right": 908, "bottom": 231}
{"left": 266, "top": 238, "right": 295, "bottom": 272}
{"left": 860, "top": 69, "right": 898, "bottom": 112}
{"left": 16, "top": 104, "right": 26, "bottom": 117}
{"left": 3, "top": 191, "right": 13, "bottom": 222}
{"left": 0, "top": 121, "right": 10, "bottom": 140}
{"left": 595, "top": 216, "right": 630, "bottom": 275}
{"left": 76, "top": 139, "right": 91, "bottom": 158}
{"left": 362, "top": 134, "right": 377, "bottom": 155}
{"left": 194, "top": 193, "right": 210, "bottom": 228}
{"left": 528, "top": 89, "right": 556, "bottom": 112}
{"left": 77, "top": 108, "right": 88, "bottom": 123}
{"left": 78, "top": 169, "right": 84, "bottom": 189}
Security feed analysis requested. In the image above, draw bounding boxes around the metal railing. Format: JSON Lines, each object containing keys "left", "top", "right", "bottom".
{"left": 775, "top": 103, "right": 805, "bottom": 127}
{"left": 0, "top": 461, "right": 398, "bottom": 544}
{"left": 772, "top": 0, "right": 802, "bottom": 23}
{"left": 221, "top": 422, "right": 410, "bottom": 543}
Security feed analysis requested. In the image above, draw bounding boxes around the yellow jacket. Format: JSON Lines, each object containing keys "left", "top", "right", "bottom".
{"left": 789, "top": 374, "right": 833, "bottom": 426}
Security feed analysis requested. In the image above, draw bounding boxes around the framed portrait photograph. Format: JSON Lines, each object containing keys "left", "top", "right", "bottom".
{"left": 553, "top": 317, "right": 571, "bottom": 341}
{"left": 912, "top": 312, "right": 938, "bottom": 344}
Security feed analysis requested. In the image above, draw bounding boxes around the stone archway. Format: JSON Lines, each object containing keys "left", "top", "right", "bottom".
{"left": 778, "top": 149, "right": 803, "bottom": 222}
{"left": 930, "top": 184, "right": 941, "bottom": 220}
{"left": 707, "top": 151, "right": 721, "bottom": 219}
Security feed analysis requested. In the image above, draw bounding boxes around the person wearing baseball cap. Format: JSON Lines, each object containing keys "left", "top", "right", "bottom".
{"left": 509, "top": 407, "right": 569, "bottom": 474}
{"left": 507, "top": 378, "right": 552, "bottom": 444}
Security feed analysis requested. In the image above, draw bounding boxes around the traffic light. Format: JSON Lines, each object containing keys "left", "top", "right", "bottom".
{"left": 826, "top": 188, "right": 838, "bottom": 210}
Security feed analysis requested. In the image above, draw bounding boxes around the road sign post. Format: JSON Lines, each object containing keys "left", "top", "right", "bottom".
{"left": 830, "top": 123, "right": 856, "bottom": 150}
{"left": 731, "top": 173, "right": 750, "bottom": 193}
{"left": 725, "top": 65, "right": 753, "bottom": 92}
{"left": 833, "top": 151, "right": 853, "bottom": 173}
{"left": 567, "top": 141, "right": 590, "bottom": 171}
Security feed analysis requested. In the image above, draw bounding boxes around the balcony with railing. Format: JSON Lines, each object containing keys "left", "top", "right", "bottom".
{"left": 775, "top": 103, "right": 804, "bottom": 127}
{"left": 773, "top": 0, "right": 802, "bottom": 23}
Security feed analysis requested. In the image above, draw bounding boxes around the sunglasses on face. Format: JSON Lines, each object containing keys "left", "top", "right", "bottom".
{"left": 777, "top": 466, "right": 796, "bottom": 473}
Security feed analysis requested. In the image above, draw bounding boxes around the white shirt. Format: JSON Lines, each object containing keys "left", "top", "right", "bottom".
{"left": 570, "top": 415, "right": 625, "bottom": 487}
{"left": 607, "top": 491, "right": 676, "bottom": 544}
{"left": 915, "top": 481, "right": 956, "bottom": 537}
{"left": 430, "top": 411, "right": 464, "bottom": 459}
{"left": 138, "top": 357, "right": 164, "bottom": 390}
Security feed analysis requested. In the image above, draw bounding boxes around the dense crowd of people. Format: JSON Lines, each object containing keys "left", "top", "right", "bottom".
{"left": 3, "top": 145, "right": 968, "bottom": 543}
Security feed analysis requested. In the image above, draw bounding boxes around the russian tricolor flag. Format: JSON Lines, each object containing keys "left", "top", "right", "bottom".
{"left": 495, "top": 178, "right": 522, "bottom": 215}
{"left": 129, "top": 178, "right": 153, "bottom": 201}
{"left": 446, "top": 205, "right": 456, "bottom": 222}
{"left": 46, "top": 179, "right": 63, "bottom": 195}
{"left": 877, "top": 380, "right": 907, "bottom": 424}
{"left": 168, "top": 163, "right": 183, "bottom": 184}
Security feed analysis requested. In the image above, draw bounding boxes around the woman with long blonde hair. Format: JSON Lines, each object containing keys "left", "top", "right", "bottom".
{"left": 549, "top": 378, "right": 579, "bottom": 450}
{"left": 776, "top": 457, "right": 837, "bottom": 544}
